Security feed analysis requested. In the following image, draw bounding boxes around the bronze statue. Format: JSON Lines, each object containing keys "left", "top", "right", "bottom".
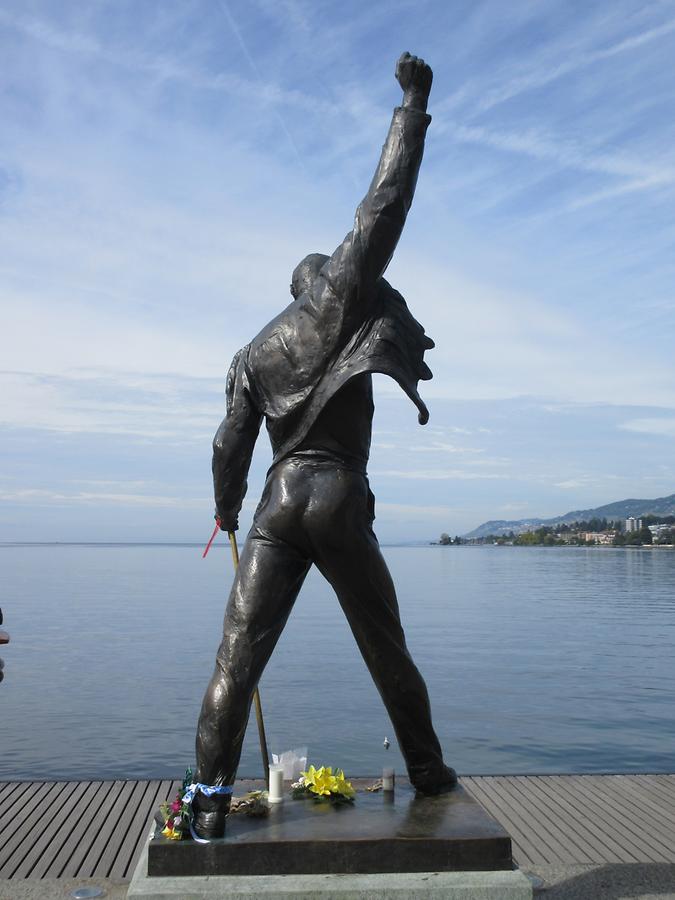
{"left": 193, "top": 52, "right": 456, "bottom": 839}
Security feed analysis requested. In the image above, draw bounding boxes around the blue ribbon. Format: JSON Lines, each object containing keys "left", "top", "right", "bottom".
{"left": 182, "top": 783, "right": 234, "bottom": 805}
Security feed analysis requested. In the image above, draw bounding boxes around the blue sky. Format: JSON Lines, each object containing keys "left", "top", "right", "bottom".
{"left": 1, "top": 0, "right": 675, "bottom": 542}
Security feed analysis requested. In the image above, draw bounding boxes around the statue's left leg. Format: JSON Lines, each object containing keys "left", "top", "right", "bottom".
{"left": 314, "top": 512, "right": 456, "bottom": 794}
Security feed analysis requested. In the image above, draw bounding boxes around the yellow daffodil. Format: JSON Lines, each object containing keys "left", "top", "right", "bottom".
{"left": 301, "top": 764, "right": 319, "bottom": 788}
{"left": 307, "top": 766, "right": 334, "bottom": 796}
{"left": 162, "top": 825, "right": 182, "bottom": 841}
{"left": 333, "top": 769, "right": 355, "bottom": 798}
{"left": 300, "top": 765, "right": 354, "bottom": 800}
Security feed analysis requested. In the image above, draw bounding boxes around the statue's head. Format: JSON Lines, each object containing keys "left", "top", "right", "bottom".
{"left": 290, "top": 253, "right": 329, "bottom": 299}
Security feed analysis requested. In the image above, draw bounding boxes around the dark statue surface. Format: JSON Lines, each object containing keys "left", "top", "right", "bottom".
{"left": 149, "top": 781, "right": 512, "bottom": 875}
{"left": 193, "top": 53, "right": 456, "bottom": 839}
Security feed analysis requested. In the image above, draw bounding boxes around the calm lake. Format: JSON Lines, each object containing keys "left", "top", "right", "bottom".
{"left": 1, "top": 544, "right": 674, "bottom": 781}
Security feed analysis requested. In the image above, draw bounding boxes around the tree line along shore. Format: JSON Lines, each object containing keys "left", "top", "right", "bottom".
{"left": 437, "top": 515, "right": 675, "bottom": 547}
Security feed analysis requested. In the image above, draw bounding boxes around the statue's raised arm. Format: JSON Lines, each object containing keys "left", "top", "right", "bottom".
{"left": 320, "top": 52, "right": 433, "bottom": 314}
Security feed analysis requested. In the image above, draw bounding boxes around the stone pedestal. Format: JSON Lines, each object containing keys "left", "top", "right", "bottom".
{"left": 143, "top": 780, "right": 515, "bottom": 881}
{"left": 130, "top": 780, "right": 532, "bottom": 897}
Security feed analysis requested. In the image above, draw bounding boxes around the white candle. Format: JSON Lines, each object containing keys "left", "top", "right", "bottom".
{"left": 382, "top": 767, "right": 395, "bottom": 792}
{"left": 268, "top": 765, "right": 284, "bottom": 803}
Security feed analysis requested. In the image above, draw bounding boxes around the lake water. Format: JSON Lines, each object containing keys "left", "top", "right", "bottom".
{"left": 1, "top": 544, "right": 674, "bottom": 781}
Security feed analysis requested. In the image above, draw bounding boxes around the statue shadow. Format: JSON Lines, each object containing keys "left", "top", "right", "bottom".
{"left": 526, "top": 862, "right": 675, "bottom": 897}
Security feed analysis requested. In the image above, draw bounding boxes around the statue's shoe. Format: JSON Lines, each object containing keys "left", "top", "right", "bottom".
{"left": 191, "top": 809, "right": 227, "bottom": 840}
{"left": 191, "top": 795, "right": 231, "bottom": 840}
{"left": 413, "top": 765, "right": 458, "bottom": 796}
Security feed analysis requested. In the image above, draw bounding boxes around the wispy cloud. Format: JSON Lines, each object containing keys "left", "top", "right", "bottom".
{"left": 621, "top": 418, "right": 675, "bottom": 438}
{"left": 439, "top": 11, "right": 675, "bottom": 116}
{"left": 554, "top": 479, "right": 593, "bottom": 490}
{"left": 215, "top": 0, "right": 305, "bottom": 164}
{"left": 0, "top": 7, "right": 321, "bottom": 117}
{"left": 374, "top": 501, "right": 466, "bottom": 521}
{"left": 440, "top": 121, "right": 675, "bottom": 188}
{"left": 480, "top": 17, "right": 675, "bottom": 113}
{"left": 407, "top": 441, "right": 485, "bottom": 454}
{"left": 374, "top": 469, "right": 508, "bottom": 481}
{"left": 0, "top": 487, "right": 210, "bottom": 508}
{"left": 0, "top": 370, "right": 222, "bottom": 438}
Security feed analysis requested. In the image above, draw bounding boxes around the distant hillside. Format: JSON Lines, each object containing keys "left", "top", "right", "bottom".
{"left": 465, "top": 493, "right": 675, "bottom": 539}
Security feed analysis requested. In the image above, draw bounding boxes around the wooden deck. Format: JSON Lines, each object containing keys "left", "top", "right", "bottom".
{"left": 0, "top": 775, "right": 673, "bottom": 881}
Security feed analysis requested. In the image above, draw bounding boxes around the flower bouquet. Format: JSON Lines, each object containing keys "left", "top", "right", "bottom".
{"left": 291, "top": 765, "right": 356, "bottom": 805}
{"left": 158, "top": 769, "right": 193, "bottom": 840}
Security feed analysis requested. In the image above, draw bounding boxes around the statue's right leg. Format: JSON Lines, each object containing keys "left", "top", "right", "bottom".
{"left": 193, "top": 527, "right": 310, "bottom": 837}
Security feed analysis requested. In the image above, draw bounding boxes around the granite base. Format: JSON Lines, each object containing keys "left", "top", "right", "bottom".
{"left": 147, "top": 781, "right": 512, "bottom": 877}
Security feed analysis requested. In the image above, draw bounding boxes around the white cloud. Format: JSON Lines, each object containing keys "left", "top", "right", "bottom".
{"left": 0, "top": 7, "right": 323, "bottom": 119}
{"left": 555, "top": 479, "right": 591, "bottom": 490}
{"left": 620, "top": 418, "right": 675, "bottom": 437}
{"left": 407, "top": 441, "right": 485, "bottom": 454}
{"left": 0, "top": 487, "right": 209, "bottom": 508}
{"left": 385, "top": 256, "right": 675, "bottom": 410}
{"left": 439, "top": 12, "right": 675, "bottom": 116}
{"left": 374, "top": 502, "right": 466, "bottom": 521}
{"left": 0, "top": 370, "right": 221, "bottom": 438}
{"left": 374, "top": 469, "right": 508, "bottom": 481}
{"left": 440, "top": 121, "right": 674, "bottom": 186}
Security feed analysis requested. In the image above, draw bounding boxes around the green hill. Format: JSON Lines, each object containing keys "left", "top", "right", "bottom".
{"left": 465, "top": 493, "right": 675, "bottom": 539}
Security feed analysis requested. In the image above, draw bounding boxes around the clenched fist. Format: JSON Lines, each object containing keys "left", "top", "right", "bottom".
{"left": 396, "top": 52, "right": 432, "bottom": 111}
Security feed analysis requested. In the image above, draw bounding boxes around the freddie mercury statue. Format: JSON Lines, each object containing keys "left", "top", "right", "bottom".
{"left": 193, "top": 52, "right": 456, "bottom": 838}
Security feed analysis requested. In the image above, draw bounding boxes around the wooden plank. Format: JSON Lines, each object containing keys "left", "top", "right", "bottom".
{"left": 578, "top": 775, "right": 675, "bottom": 860}
{"left": 521, "top": 776, "right": 626, "bottom": 863}
{"left": 0, "top": 782, "right": 84, "bottom": 878}
{"left": 646, "top": 774, "right": 675, "bottom": 797}
{"left": 0, "top": 782, "right": 21, "bottom": 803}
{"left": 106, "top": 780, "right": 157, "bottom": 878}
{"left": 560, "top": 777, "right": 660, "bottom": 862}
{"left": 0, "top": 782, "right": 35, "bottom": 835}
{"left": 121, "top": 778, "right": 178, "bottom": 878}
{"left": 483, "top": 776, "right": 566, "bottom": 864}
{"left": 490, "top": 776, "right": 584, "bottom": 864}
{"left": 59, "top": 781, "right": 123, "bottom": 878}
{"left": 546, "top": 776, "right": 644, "bottom": 861}
{"left": 559, "top": 775, "right": 656, "bottom": 862}
{"left": 502, "top": 776, "right": 596, "bottom": 864}
{"left": 521, "top": 775, "right": 620, "bottom": 863}
{"left": 637, "top": 774, "right": 675, "bottom": 807}
{"left": 94, "top": 780, "right": 150, "bottom": 878}
{"left": 578, "top": 776, "right": 675, "bottom": 861}
{"left": 0, "top": 783, "right": 69, "bottom": 876}
{"left": 76, "top": 780, "right": 139, "bottom": 877}
{"left": 623, "top": 775, "right": 675, "bottom": 816}
{"left": 7, "top": 782, "right": 90, "bottom": 878}
{"left": 635, "top": 775, "right": 675, "bottom": 812}
{"left": 29, "top": 782, "right": 106, "bottom": 879}
{"left": 110, "top": 780, "right": 163, "bottom": 879}
{"left": 463, "top": 777, "right": 538, "bottom": 866}
{"left": 43, "top": 781, "right": 114, "bottom": 878}
{"left": 462, "top": 778, "right": 533, "bottom": 867}
{"left": 609, "top": 776, "right": 675, "bottom": 831}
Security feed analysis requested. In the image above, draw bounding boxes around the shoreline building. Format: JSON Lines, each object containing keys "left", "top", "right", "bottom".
{"left": 625, "top": 517, "right": 643, "bottom": 533}
{"left": 582, "top": 532, "right": 615, "bottom": 545}
{"left": 649, "top": 523, "right": 673, "bottom": 541}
